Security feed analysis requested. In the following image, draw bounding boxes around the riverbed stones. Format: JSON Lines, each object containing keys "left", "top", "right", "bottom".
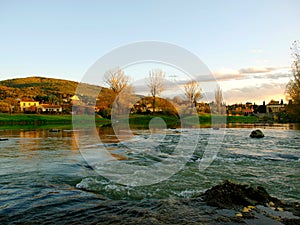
{"left": 250, "top": 129, "right": 264, "bottom": 138}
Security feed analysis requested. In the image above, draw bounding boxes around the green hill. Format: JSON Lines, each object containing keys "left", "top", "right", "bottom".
{"left": 0, "top": 76, "right": 109, "bottom": 99}
{"left": 0, "top": 76, "right": 114, "bottom": 112}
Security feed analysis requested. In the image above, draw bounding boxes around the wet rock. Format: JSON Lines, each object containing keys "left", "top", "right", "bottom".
{"left": 0, "top": 138, "right": 8, "bottom": 141}
{"left": 279, "top": 218, "right": 300, "bottom": 225}
{"left": 250, "top": 129, "right": 264, "bottom": 138}
{"left": 201, "top": 180, "right": 279, "bottom": 209}
{"left": 190, "top": 155, "right": 200, "bottom": 162}
{"left": 200, "top": 181, "right": 300, "bottom": 224}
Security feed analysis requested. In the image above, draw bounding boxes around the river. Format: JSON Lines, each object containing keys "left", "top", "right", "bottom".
{"left": 0, "top": 125, "right": 299, "bottom": 224}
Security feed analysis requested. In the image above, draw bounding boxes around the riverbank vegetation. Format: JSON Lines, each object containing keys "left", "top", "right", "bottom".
{"left": 0, "top": 113, "right": 266, "bottom": 129}
{"left": 285, "top": 41, "right": 300, "bottom": 122}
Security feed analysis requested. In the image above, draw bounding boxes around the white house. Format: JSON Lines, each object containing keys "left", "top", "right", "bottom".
{"left": 38, "top": 104, "right": 62, "bottom": 114}
{"left": 266, "top": 100, "right": 285, "bottom": 113}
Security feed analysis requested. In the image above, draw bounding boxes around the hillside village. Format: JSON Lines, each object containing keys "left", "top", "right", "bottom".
{"left": 0, "top": 77, "right": 290, "bottom": 122}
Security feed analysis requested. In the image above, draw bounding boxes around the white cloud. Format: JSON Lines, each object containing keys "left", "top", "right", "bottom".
{"left": 210, "top": 66, "right": 289, "bottom": 81}
{"left": 239, "top": 67, "right": 275, "bottom": 74}
{"left": 213, "top": 66, "right": 290, "bottom": 80}
{"left": 223, "top": 82, "right": 287, "bottom": 104}
{"left": 212, "top": 68, "right": 244, "bottom": 81}
{"left": 131, "top": 65, "right": 292, "bottom": 104}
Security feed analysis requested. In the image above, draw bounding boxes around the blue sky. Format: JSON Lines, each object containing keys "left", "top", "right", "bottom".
{"left": 0, "top": 0, "right": 299, "bottom": 104}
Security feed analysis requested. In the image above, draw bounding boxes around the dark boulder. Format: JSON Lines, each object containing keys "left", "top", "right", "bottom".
{"left": 250, "top": 129, "right": 264, "bottom": 138}
{"left": 200, "top": 180, "right": 300, "bottom": 224}
{"left": 0, "top": 138, "right": 8, "bottom": 141}
{"left": 201, "top": 180, "right": 279, "bottom": 209}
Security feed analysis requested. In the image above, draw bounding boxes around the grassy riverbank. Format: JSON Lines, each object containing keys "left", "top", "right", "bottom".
{"left": 0, "top": 113, "right": 262, "bottom": 130}
{"left": 0, "top": 113, "right": 111, "bottom": 129}
{"left": 182, "top": 114, "right": 259, "bottom": 127}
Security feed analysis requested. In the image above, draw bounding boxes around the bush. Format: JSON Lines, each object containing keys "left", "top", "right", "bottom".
{"left": 97, "top": 108, "right": 111, "bottom": 119}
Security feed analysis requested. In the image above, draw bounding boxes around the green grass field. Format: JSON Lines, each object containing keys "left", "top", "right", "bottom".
{"left": 128, "top": 114, "right": 179, "bottom": 128}
{"left": 0, "top": 113, "right": 261, "bottom": 130}
{"left": 0, "top": 113, "right": 111, "bottom": 129}
{"left": 182, "top": 114, "right": 259, "bottom": 126}
{"left": 0, "top": 113, "right": 72, "bottom": 122}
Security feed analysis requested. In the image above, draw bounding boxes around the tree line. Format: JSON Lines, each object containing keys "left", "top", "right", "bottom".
{"left": 103, "top": 38, "right": 300, "bottom": 122}
{"left": 102, "top": 67, "right": 225, "bottom": 117}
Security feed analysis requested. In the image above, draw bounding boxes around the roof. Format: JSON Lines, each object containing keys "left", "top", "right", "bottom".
{"left": 70, "top": 95, "right": 80, "bottom": 100}
{"left": 268, "top": 100, "right": 280, "bottom": 105}
{"left": 20, "top": 100, "right": 39, "bottom": 102}
{"left": 39, "top": 104, "right": 62, "bottom": 109}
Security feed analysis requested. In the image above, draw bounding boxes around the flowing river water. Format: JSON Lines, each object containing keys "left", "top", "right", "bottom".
{"left": 0, "top": 125, "right": 299, "bottom": 224}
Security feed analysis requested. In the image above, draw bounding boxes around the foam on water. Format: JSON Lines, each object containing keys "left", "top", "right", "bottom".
{"left": 74, "top": 128, "right": 300, "bottom": 201}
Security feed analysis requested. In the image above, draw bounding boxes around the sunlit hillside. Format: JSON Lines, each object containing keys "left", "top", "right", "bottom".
{"left": 0, "top": 77, "right": 114, "bottom": 111}
{"left": 0, "top": 76, "right": 109, "bottom": 99}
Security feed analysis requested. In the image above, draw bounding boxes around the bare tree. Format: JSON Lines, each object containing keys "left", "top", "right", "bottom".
{"left": 104, "top": 67, "right": 129, "bottom": 94}
{"left": 147, "top": 69, "right": 165, "bottom": 113}
{"left": 286, "top": 40, "right": 300, "bottom": 121}
{"left": 184, "top": 80, "right": 202, "bottom": 108}
{"left": 104, "top": 67, "right": 131, "bottom": 114}
{"left": 215, "top": 84, "right": 224, "bottom": 114}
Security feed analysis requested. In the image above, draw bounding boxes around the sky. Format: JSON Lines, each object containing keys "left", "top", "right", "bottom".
{"left": 0, "top": 0, "right": 299, "bottom": 104}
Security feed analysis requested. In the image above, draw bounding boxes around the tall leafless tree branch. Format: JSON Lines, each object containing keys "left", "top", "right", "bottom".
{"left": 215, "top": 84, "right": 224, "bottom": 114}
{"left": 104, "top": 67, "right": 129, "bottom": 94}
{"left": 104, "top": 67, "right": 131, "bottom": 115}
{"left": 147, "top": 69, "right": 165, "bottom": 113}
{"left": 184, "top": 80, "right": 202, "bottom": 108}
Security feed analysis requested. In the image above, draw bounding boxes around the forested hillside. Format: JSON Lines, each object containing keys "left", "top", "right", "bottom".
{"left": 0, "top": 76, "right": 113, "bottom": 112}
{"left": 0, "top": 76, "right": 111, "bottom": 99}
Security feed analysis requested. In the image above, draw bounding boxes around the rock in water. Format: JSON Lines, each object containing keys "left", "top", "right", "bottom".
{"left": 201, "top": 180, "right": 278, "bottom": 209}
{"left": 200, "top": 181, "right": 300, "bottom": 224}
{"left": 250, "top": 129, "right": 264, "bottom": 138}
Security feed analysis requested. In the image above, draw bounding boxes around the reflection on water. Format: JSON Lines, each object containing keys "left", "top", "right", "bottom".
{"left": 227, "top": 122, "right": 300, "bottom": 130}
{"left": 97, "top": 126, "right": 135, "bottom": 143}
{"left": 22, "top": 129, "right": 79, "bottom": 151}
